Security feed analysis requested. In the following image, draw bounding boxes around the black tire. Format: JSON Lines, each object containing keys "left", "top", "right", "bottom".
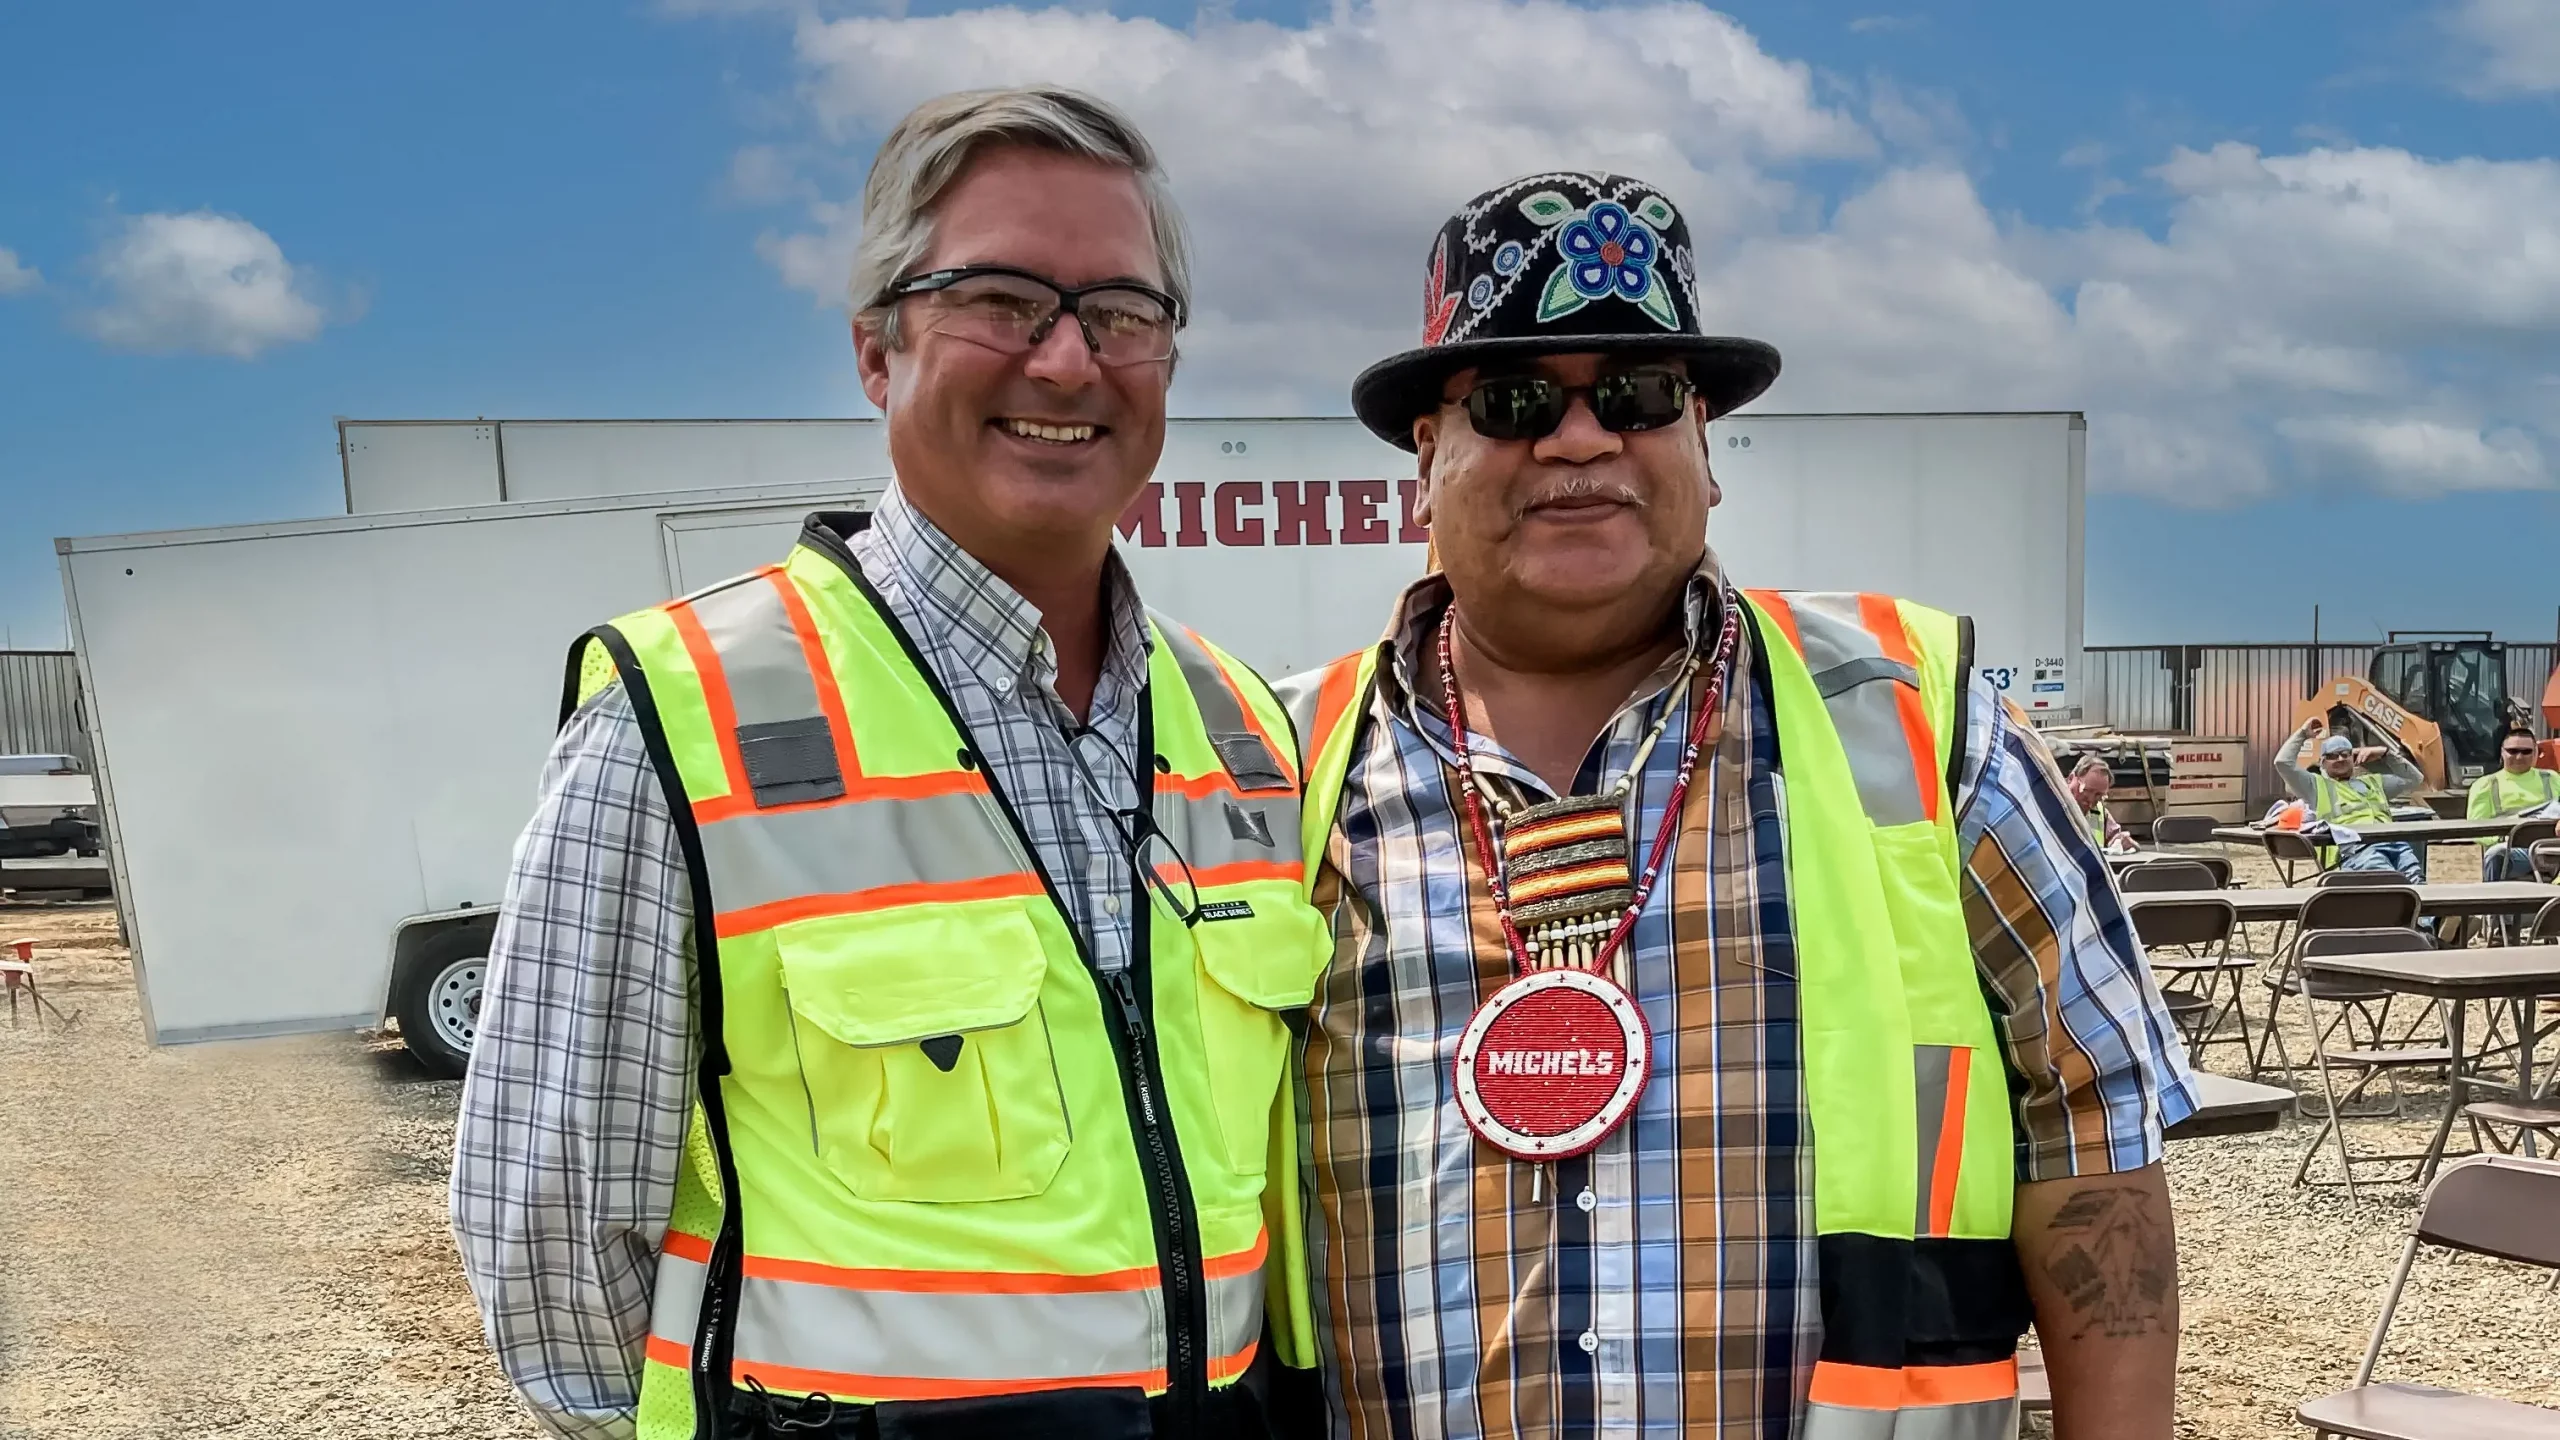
{"left": 392, "top": 924, "right": 494, "bottom": 1079}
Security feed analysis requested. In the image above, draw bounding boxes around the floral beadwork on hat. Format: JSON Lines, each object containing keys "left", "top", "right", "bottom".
{"left": 1538, "top": 196, "right": 1679, "bottom": 330}
{"left": 1349, "top": 169, "right": 1781, "bottom": 449}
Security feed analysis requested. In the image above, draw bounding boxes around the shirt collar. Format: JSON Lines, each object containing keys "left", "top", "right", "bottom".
{"left": 868, "top": 483, "right": 1154, "bottom": 703}
{"left": 1373, "top": 546, "right": 1736, "bottom": 728}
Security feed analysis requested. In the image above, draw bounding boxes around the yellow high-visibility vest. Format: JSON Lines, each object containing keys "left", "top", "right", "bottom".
{"left": 2312, "top": 771, "right": 2397, "bottom": 829}
{"left": 567, "top": 514, "right": 1330, "bottom": 1437}
{"left": 1283, "top": 589, "right": 2028, "bottom": 1438}
{"left": 2467, "top": 767, "right": 2560, "bottom": 847}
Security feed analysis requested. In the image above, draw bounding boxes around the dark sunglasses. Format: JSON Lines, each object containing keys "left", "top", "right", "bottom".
{"left": 1460, "top": 367, "right": 1696, "bottom": 442}
{"left": 2504, "top": 746, "right": 2538, "bottom": 758}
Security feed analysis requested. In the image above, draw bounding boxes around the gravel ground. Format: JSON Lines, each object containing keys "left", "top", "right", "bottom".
{"left": 2, "top": 850, "right": 2554, "bottom": 1439}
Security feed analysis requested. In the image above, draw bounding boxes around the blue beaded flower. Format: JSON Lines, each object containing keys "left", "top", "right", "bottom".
{"left": 1559, "top": 202, "right": 1658, "bottom": 302}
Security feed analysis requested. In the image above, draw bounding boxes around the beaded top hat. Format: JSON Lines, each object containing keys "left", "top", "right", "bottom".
{"left": 1350, "top": 171, "right": 1782, "bottom": 450}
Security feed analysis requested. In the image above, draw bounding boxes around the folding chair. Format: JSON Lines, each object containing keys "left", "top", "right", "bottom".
{"left": 2293, "top": 926, "right": 2456, "bottom": 1199}
{"left": 2294, "top": 1155, "right": 2560, "bottom": 1438}
{"left": 2149, "top": 814, "right": 2217, "bottom": 846}
{"left": 2131, "top": 896, "right": 2253, "bottom": 1065}
{"left": 2317, "top": 869, "right": 2409, "bottom": 889}
{"left": 2531, "top": 839, "right": 2560, "bottom": 885}
{"left": 2120, "top": 858, "right": 2220, "bottom": 894}
{"left": 2253, "top": 887, "right": 2425, "bottom": 1083}
{"left": 2263, "top": 828, "right": 2328, "bottom": 885}
{"left": 2532, "top": 896, "right": 2560, "bottom": 943}
{"left": 1, "top": 938, "right": 76, "bottom": 1031}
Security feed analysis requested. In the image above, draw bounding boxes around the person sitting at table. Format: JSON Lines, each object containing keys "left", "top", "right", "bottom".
{"left": 2468, "top": 728, "right": 2560, "bottom": 882}
{"left": 2275, "top": 717, "right": 2426, "bottom": 885}
{"left": 2067, "top": 753, "right": 2136, "bottom": 852}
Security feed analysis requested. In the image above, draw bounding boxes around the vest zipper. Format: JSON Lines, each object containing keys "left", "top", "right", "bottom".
{"left": 1101, "top": 964, "right": 1206, "bottom": 1431}
{"left": 797, "top": 521, "right": 1212, "bottom": 1433}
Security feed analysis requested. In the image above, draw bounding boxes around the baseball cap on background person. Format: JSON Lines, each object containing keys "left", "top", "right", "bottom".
{"left": 1349, "top": 171, "right": 1781, "bottom": 448}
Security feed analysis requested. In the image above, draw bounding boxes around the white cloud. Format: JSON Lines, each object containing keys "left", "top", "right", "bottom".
{"left": 2444, "top": 0, "right": 2560, "bottom": 96}
{"left": 712, "top": 0, "right": 2560, "bottom": 505}
{"left": 79, "top": 211, "right": 334, "bottom": 359}
{"left": 2278, "top": 416, "right": 2550, "bottom": 496}
{"left": 0, "top": 247, "right": 39, "bottom": 295}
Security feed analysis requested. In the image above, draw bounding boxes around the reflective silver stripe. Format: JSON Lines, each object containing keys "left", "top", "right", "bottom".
{"left": 1159, "top": 787, "right": 1302, "bottom": 872}
{"left": 1155, "top": 614, "right": 1292, "bottom": 789}
{"left": 1274, "top": 667, "right": 1326, "bottom": 748}
{"left": 1813, "top": 654, "right": 1919, "bottom": 699}
{"left": 690, "top": 572, "right": 826, "bottom": 734}
{"left": 649, "top": 1241, "right": 708, "bottom": 1360}
{"left": 697, "top": 789, "right": 1029, "bottom": 918}
{"left": 1782, "top": 594, "right": 1930, "bottom": 829}
{"left": 1911, "top": 1045, "right": 1955, "bottom": 1234}
{"left": 648, "top": 1245, "right": 1265, "bottom": 1393}
{"left": 1802, "top": 1398, "right": 2020, "bottom": 1440}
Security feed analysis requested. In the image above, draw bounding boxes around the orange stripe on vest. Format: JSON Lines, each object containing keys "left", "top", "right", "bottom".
{"left": 1808, "top": 1356, "right": 2019, "bottom": 1409}
{"left": 1858, "top": 592, "right": 1943, "bottom": 824}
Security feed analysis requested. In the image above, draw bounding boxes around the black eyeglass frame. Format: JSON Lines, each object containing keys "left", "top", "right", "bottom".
{"left": 1059, "top": 709, "right": 1208, "bottom": 929}
{"left": 880, "top": 264, "right": 1187, "bottom": 360}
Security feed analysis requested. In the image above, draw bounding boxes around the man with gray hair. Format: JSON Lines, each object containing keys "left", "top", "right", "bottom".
{"left": 455, "top": 86, "right": 1329, "bottom": 1440}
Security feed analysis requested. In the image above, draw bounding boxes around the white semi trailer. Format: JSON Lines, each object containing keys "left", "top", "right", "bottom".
{"left": 61, "top": 411, "right": 2084, "bottom": 1073}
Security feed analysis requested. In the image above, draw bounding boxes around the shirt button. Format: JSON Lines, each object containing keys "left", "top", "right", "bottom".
{"left": 992, "top": 677, "right": 1014, "bottom": 696}
{"left": 1576, "top": 1188, "right": 1596, "bottom": 1213}
{"left": 1578, "top": 1330, "right": 1598, "bottom": 1354}
{"left": 1103, "top": 895, "right": 1122, "bottom": 916}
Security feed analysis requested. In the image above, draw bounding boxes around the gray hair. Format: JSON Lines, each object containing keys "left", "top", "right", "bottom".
{"left": 847, "top": 86, "right": 1190, "bottom": 347}
{"left": 2070, "top": 753, "right": 2111, "bottom": 779}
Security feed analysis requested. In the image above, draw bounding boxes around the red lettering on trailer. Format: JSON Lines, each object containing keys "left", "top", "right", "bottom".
{"left": 1340, "top": 480, "right": 1389, "bottom": 545}
{"left": 1273, "top": 481, "right": 1331, "bottom": 546}
{"left": 1116, "top": 483, "right": 1165, "bottom": 548}
{"left": 1172, "top": 482, "right": 1209, "bottom": 548}
{"left": 1397, "top": 478, "right": 1428, "bottom": 544}
{"left": 1110, "top": 479, "right": 1423, "bottom": 548}
{"left": 1213, "top": 481, "right": 1264, "bottom": 547}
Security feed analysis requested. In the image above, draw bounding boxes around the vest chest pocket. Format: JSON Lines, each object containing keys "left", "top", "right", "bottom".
{"left": 775, "top": 902, "right": 1070, "bottom": 1204}
{"left": 1188, "top": 897, "right": 1332, "bottom": 1176}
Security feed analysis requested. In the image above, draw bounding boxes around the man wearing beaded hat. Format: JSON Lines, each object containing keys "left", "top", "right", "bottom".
{"left": 1270, "top": 173, "right": 2198, "bottom": 1439}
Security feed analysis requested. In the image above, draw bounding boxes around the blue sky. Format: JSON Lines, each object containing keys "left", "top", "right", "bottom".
{"left": 2, "top": 0, "right": 2555, "bottom": 650}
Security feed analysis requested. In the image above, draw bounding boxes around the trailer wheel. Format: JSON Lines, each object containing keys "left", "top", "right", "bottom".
{"left": 393, "top": 925, "right": 493, "bottom": 1079}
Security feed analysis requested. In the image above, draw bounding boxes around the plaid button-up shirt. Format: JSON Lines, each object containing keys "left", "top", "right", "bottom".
{"left": 450, "top": 487, "right": 1154, "bottom": 1438}
{"left": 1296, "top": 561, "right": 2197, "bottom": 1440}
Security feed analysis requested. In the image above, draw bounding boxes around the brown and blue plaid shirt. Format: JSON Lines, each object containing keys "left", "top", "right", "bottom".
{"left": 1294, "top": 560, "right": 2196, "bottom": 1440}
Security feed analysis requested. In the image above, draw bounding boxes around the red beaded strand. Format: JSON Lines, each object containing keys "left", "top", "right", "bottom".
{"left": 1437, "top": 592, "right": 1741, "bottom": 980}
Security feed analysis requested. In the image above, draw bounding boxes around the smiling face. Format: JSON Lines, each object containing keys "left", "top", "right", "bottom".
{"left": 853, "top": 145, "right": 1170, "bottom": 577}
{"left": 1411, "top": 351, "right": 1715, "bottom": 664}
{"left": 2320, "top": 747, "right": 2357, "bottom": 780}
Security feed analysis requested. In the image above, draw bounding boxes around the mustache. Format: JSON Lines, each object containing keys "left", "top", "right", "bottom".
{"left": 1512, "top": 472, "right": 1646, "bottom": 519}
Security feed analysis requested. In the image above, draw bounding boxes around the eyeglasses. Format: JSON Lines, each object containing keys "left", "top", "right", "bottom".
{"left": 2504, "top": 747, "right": 2537, "bottom": 758}
{"left": 881, "top": 265, "right": 1182, "bottom": 367}
{"left": 1060, "top": 722, "right": 1206, "bottom": 928}
{"left": 1460, "top": 367, "right": 1696, "bottom": 442}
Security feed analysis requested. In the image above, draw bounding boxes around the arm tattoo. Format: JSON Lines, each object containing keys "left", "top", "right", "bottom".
{"left": 2036, "top": 1185, "right": 2174, "bottom": 1339}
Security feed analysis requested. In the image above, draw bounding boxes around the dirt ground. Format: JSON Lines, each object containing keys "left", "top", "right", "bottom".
{"left": 2, "top": 845, "right": 2555, "bottom": 1439}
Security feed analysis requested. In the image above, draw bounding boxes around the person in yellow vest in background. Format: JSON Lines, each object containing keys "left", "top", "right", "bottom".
{"left": 453, "top": 87, "right": 1328, "bottom": 1440}
{"left": 1275, "top": 171, "right": 2196, "bottom": 1440}
{"left": 2275, "top": 718, "right": 2426, "bottom": 885}
{"left": 2067, "top": 753, "right": 2136, "bottom": 852}
{"left": 2470, "top": 729, "right": 2560, "bottom": 882}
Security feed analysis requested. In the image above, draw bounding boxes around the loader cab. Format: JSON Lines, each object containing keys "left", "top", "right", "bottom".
{"left": 2369, "top": 634, "right": 2518, "bottom": 785}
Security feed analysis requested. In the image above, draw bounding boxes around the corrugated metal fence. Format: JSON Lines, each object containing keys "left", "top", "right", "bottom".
{"left": 2083, "top": 642, "right": 2557, "bottom": 811}
{"left": 0, "top": 651, "right": 89, "bottom": 767}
